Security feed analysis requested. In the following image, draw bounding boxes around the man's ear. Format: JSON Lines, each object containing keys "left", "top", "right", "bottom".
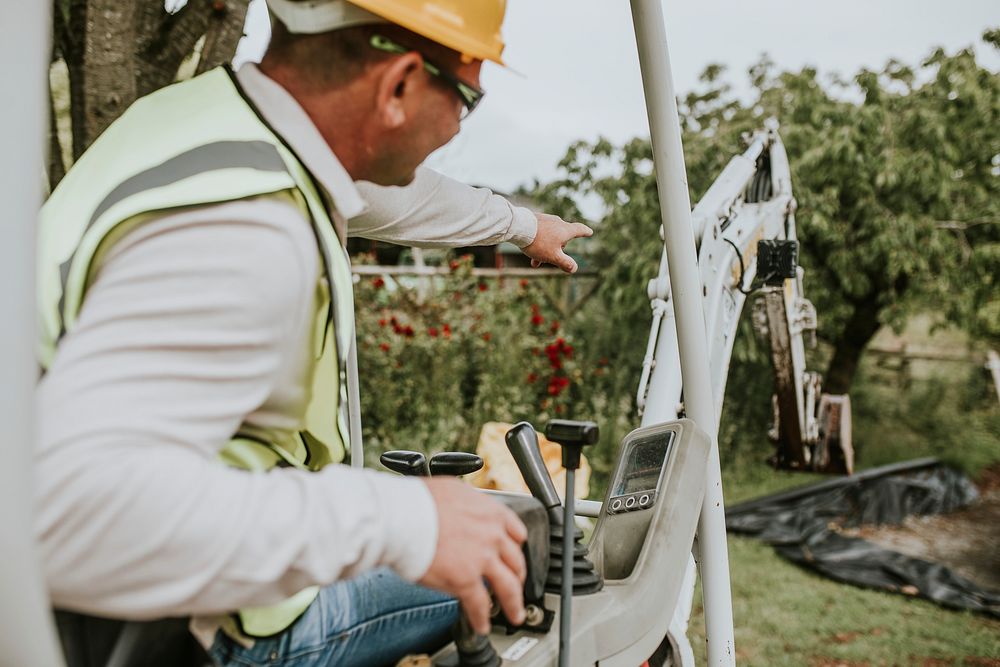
{"left": 374, "top": 53, "right": 423, "bottom": 130}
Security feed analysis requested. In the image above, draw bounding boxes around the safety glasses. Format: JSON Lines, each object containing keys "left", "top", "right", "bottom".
{"left": 370, "top": 34, "right": 485, "bottom": 119}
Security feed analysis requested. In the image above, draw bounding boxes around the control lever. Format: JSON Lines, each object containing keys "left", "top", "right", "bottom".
{"left": 504, "top": 422, "right": 603, "bottom": 598}
{"left": 426, "top": 452, "right": 496, "bottom": 667}
{"left": 429, "top": 451, "right": 483, "bottom": 477}
{"left": 379, "top": 450, "right": 429, "bottom": 477}
{"left": 545, "top": 419, "right": 599, "bottom": 667}
{"left": 452, "top": 613, "right": 500, "bottom": 667}
{"left": 504, "top": 422, "right": 563, "bottom": 524}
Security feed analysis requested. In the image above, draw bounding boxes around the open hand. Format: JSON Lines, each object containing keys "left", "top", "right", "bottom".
{"left": 522, "top": 213, "right": 593, "bottom": 273}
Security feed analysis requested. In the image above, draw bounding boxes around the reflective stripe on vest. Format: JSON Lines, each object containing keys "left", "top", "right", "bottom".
{"left": 38, "top": 67, "right": 355, "bottom": 636}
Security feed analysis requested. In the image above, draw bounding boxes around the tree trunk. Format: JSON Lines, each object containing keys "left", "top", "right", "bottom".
{"left": 80, "top": 0, "right": 138, "bottom": 151}
{"left": 824, "top": 295, "right": 883, "bottom": 394}
{"left": 59, "top": 0, "right": 251, "bottom": 162}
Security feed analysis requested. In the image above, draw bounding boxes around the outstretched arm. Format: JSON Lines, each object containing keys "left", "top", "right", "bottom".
{"left": 352, "top": 168, "right": 591, "bottom": 273}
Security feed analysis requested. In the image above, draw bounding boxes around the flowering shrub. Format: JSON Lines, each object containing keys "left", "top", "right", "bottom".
{"left": 354, "top": 254, "right": 598, "bottom": 466}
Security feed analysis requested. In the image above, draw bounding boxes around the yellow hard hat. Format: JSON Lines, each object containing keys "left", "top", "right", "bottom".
{"left": 349, "top": 0, "right": 506, "bottom": 65}
{"left": 267, "top": 0, "right": 506, "bottom": 65}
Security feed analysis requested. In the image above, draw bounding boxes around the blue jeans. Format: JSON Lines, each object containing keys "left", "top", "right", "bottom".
{"left": 208, "top": 568, "right": 459, "bottom": 667}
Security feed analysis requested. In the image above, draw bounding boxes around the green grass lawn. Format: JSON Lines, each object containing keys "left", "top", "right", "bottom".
{"left": 688, "top": 536, "right": 1000, "bottom": 666}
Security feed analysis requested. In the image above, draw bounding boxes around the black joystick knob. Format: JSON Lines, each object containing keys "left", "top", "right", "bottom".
{"left": 504, "top": 422, "right": 563, "bottom": 524}
{"left": 545, "top": 420, "right": 599, "bottom": 470}
{"left": 429, "top": 451, "right": 484, "bottom": 477}
{"left": 380, "top": 450, "right": 429, "bottom": 477}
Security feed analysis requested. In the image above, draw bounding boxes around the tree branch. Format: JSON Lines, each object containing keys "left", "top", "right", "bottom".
{"left": 196, "top": 0, "right": 250, "bottom": 75}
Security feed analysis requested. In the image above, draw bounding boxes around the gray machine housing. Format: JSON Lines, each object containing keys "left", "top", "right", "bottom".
{"left": 433, "top": 419, "right": 710, "bottom": 666}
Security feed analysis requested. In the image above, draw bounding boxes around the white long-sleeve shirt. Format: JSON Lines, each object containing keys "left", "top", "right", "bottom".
{"left": 35, "top": 63, "right": 536, "bottom": 621}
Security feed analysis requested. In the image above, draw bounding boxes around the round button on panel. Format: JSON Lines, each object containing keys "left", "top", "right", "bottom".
{"left": 625, "top": 496, "right": 637, "bottom": 509}
{"left": 640, "top": 494, "right": 651, "bottom": 507}
{"left": 611, "top": 498, "right": 623, "bottom": 512}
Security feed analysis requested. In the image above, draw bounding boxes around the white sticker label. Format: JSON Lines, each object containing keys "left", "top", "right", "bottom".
{"left": 501, "top": 637, "right": 539, "bottom": 661}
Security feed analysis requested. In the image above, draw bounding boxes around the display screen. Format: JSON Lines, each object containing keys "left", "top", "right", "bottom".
{"left": 613, "top": 431, "right": 674, "bottom": 496}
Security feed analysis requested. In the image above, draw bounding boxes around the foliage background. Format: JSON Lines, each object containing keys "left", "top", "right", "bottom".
{"left": 357, "top": 34, "right": 999, "bottom": 495}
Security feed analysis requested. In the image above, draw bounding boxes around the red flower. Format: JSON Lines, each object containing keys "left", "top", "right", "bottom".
{"left": 527, "top": 373, "right": 538, "bottom": 384}
{"left": 555, "top": 405, "right": 564, "bottom": 415}
{"left": 519, "top": 279, "right": 529, "bottom": 289}
{"left": 482, "top": 332, "right": 492, "bottom": 342}
{"left": 544, "top": 338, "right": 573, "bottom": 365}
{"left": 449, "top": 259, "right": 460, "bottom": 272}
{"left": 378, "top": 318, "right": 387, "bottom": 328}
{"left": 531, "top": 314, "right": 544, "bottom": 327}
{"left": 550, "top": 320, "right": 560, "bottom": 334}
{"left": 428, "top": 327, "right": 439, "bottom": 338}
{"left": 403, "top": 325, "right": 415, "bottom": 337}
{"left": 546, "top": 375, "right": 570, "bottom": 396}
{"left": 372, "top": 277, "right": 385, "bottom": 289}
{"left": 379, "top": 343, "right": 390, "bottom": 353}
{"left": 442, "top": 323, "right": 452, "bottom": 337}
{"left": 478, "top": 282, "right": 488, "bottom": 292}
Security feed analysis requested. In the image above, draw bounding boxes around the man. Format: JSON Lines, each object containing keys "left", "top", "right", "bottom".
{"left": 36, "top": 0, "right": 589, "bottom": 665}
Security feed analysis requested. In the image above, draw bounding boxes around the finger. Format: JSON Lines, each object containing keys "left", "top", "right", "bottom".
{"left": 569, "top": 222, "right": 594, "bottom": 239}
{"left": 554, "top": 250, "right": 578, "bottom": 274}
{"left": 485, "top": 558, "right": 526, "bottom": 626}
{"left": 504, "top": 509, "right": 528, "bottom": 543}
{"left": 499, "top": 534, "right": 527, "bottom": 583}
{"left": 460, "top": 581, "right": 494, "bottom": 635}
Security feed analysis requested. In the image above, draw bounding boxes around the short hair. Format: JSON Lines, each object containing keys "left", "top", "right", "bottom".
{"left": 263, "top": 20, "right": 465, "bottom": 92}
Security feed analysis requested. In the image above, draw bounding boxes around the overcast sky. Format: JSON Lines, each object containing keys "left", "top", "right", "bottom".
{"left": 236, "top": 0, "right": 998, "bottom": 193}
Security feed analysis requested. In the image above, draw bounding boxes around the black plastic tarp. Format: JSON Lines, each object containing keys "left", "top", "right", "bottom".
{"left": 726, "top": 458, "right": 1000, "bottom": 617}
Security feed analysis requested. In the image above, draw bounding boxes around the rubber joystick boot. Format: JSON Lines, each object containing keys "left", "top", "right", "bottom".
{"left": 545, "top": 521, "right": 603, "bottom": 594}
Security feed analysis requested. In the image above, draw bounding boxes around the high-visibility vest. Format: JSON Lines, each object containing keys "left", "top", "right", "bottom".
{"left": 38, "top": 66, "right": 356, "bottom": 637}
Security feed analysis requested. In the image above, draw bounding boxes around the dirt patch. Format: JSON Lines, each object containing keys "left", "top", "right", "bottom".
{"left": 825, "top": 628, "right": 887, "bottom": 646}
{"left": 963, "top": 658, "right": 1000, "bottom": 666}
{"left": 844, "top": 465, "right": 1000, "bottom": 592}
{"left": 963, "top": 658, "right": 1000, "bottom": 667}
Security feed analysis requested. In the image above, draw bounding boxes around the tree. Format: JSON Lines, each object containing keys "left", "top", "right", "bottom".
{"left": 49, "top": 0, "right": 251, "bottom": 187}
{"left": 531, "top": 32, "right": 999, "bottom": 398}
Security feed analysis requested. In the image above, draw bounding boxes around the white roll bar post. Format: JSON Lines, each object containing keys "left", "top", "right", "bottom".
{"left": 628, "top": 1, "right": 737, "bottom": 665}
{"left": 0, "top": 1, "right": 65, "bottom": 665}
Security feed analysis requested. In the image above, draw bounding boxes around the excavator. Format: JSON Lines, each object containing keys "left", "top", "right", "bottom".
{"left": 1, "top": 1, "right": 850, "bottom": 665}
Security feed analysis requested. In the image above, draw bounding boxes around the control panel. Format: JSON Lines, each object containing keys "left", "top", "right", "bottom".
{"left": 606, "top": 427, "right": 674, "bottom": 515}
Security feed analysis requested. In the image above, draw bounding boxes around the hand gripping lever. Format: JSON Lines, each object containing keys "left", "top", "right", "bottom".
{"left": 382, "top": 449, "right": 496, "bottom": 666}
